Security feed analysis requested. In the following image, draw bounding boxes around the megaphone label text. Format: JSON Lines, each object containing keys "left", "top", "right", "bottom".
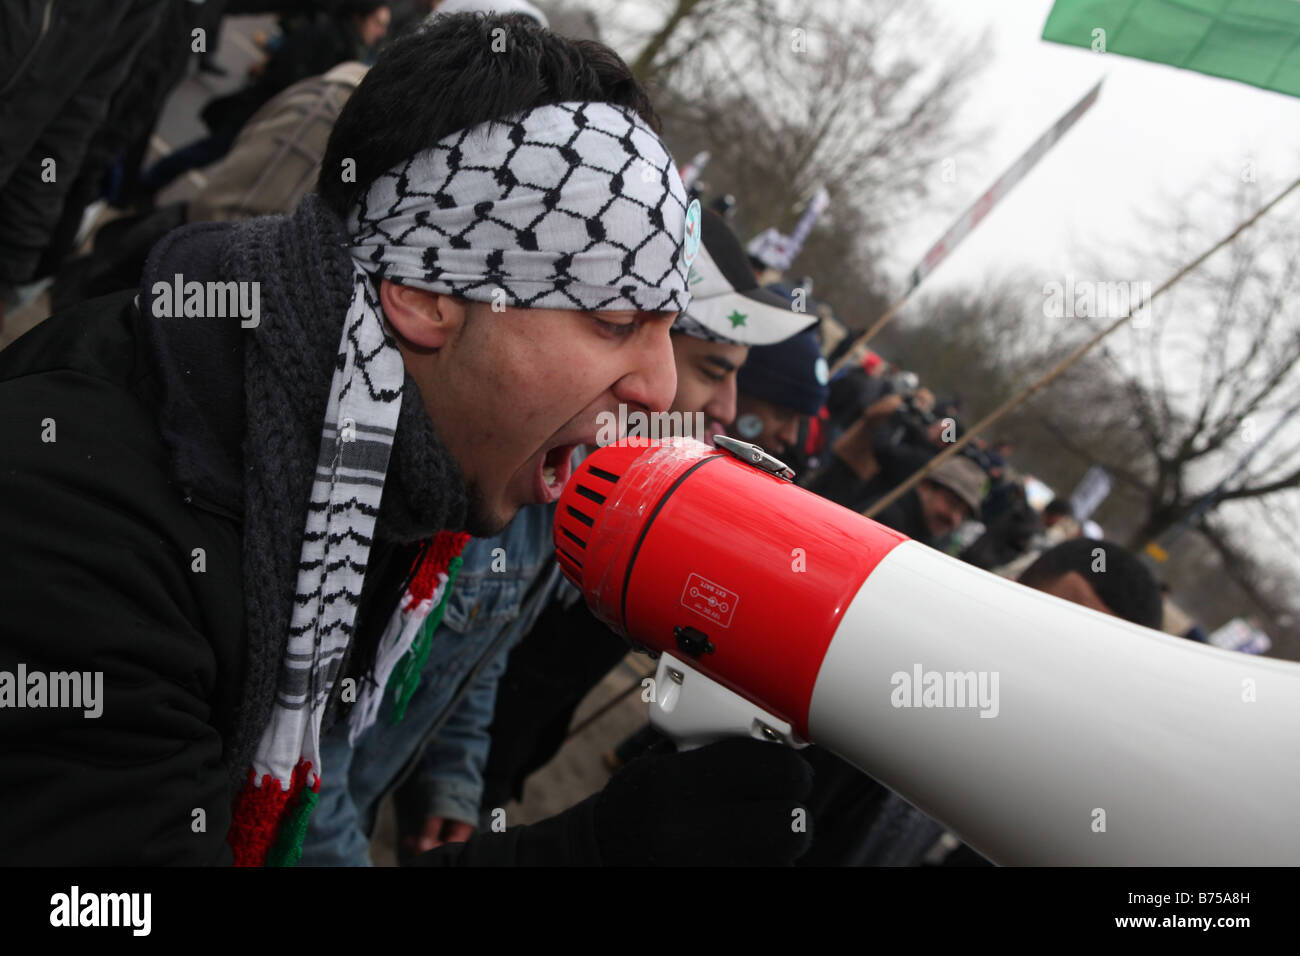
{"left": 681, "top": 572, "right": 739, "bottom": 628}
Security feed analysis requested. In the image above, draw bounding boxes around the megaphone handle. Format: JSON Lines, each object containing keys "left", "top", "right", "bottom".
{"left": 647, "top": 652, "right": 808, "bottom": 752}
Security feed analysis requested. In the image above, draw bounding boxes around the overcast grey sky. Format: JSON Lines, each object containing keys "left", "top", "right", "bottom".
{"left": 887, "top": 1, "right": 1300, "bottom": 583}
{"left": 895, "top": 0, "right": 1300, "bottom": 294}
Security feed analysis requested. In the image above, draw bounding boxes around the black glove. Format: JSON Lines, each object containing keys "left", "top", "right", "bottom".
{"left": 411, "top": 737, "right": 812, "bottom": 866}
{"left": 593, "top": 737, "right": 813, "bottom": 865}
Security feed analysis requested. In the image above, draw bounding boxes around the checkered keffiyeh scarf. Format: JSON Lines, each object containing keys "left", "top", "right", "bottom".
{"left": 347, "top": 101, "right": 693, "bottom": 312}
{"left": 228, "top": 101, "right": 691, "bottom": 867}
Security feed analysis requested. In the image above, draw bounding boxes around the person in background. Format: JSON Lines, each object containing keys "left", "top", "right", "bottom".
{"left": 825, "top": 350, "right": 889, "bottom": 437}
{"left": 978, "top": 438, "right": 1018, "bottom": 523}
{"left": 50, "top": 0, "right": 550, "bottom": 312}
{"left": 808, "top": 383, "right": 950, "bottom": 508}
{"left": 1041, "top": 497, "right": 1080, "bottom": 535}
{"left": 959, "top": 481, "right": 1040, "bottom": 572}
{"left": 995, "top": 496, "right": 1083, "bottom": 579}
{"left": 0, "top": 0, "right": 173, "bottom": 331}
{"left": 730, "top": 328, "right": 830, "bottom": 461}
{"left": 477, "top": 209, "right": 819, "bottom": 828}
{"left": 1018, "top": 538, "right": 1164, "bottom": 627}
{"left": 135, "top": 1, "right": 391, "bottom": 199}
{"left": 814, "top": 436, "right": 988, "bottom": 549}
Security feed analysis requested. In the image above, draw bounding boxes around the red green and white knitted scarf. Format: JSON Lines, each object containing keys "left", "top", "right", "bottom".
{"left": 348, "top": 531, "right": 471, "bottom": 745}
{"left": 226, "top": 531, "right": 468, "bottom": 866}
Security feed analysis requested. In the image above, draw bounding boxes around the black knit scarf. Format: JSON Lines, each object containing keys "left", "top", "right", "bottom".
{"left": 220, "top": 194, "right": 468, "bottom": 793}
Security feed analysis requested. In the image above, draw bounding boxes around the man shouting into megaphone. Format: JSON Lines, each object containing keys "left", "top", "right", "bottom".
{"left": 0, "top": 14, "right": 812, "bottom": 866}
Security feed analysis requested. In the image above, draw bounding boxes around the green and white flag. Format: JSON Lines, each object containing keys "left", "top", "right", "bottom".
{"left": 1043, "top": 0, "right": 1300, "bottom": 98}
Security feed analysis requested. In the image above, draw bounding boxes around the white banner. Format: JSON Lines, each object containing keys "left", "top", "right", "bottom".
{"left": 908, "top": 80, "right": 1102, "bottom": 291}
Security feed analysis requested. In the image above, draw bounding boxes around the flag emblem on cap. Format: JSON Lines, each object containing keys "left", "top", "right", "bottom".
{"left": 683, "top": 199, "right": 702, "bottom": 269}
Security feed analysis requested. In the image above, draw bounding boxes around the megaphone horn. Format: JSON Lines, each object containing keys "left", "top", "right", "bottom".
{"left": 554, "top": 437, "right": 1300, "bottom": 865}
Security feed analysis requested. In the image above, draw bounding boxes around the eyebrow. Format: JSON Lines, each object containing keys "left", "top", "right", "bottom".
{"left": 704, "top": 354, "right": 738, "bottom": 373}
{"left": 595, "top": 310, "right": 676, "bottom": 323}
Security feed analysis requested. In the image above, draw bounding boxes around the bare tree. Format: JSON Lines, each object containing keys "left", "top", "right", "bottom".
{"left": 576, "top": 0, "right": 983, "bottom": 326}
{"left": 654, "top": 1, "right": 982, "bottom": 228}
{"left": 1032, "top": 176, "right": 1300, "bottom": 549}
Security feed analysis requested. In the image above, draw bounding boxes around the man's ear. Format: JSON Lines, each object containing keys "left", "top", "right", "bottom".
{"left": 379, "top": 279, "right": 467, "bottom": 351}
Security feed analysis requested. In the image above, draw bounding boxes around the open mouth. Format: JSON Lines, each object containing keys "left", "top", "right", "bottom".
{"left": 534, "top": 442, "right": 579, "bottom": 504}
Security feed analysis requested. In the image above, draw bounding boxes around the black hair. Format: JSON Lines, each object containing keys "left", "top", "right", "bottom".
{"left": 318, "top": 12, "right": 658, "bottom": 218}
{"left": 336, "top": 0, "right": 389, "bottom": 18}
{"left": 1043, "top": 498, "right": 1075, "bottom": 519}
{"left": 1018, "top": 538, "right": 1163, "bottom": 629}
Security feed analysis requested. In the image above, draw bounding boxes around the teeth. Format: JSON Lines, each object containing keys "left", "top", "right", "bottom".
{"left": 542, "top": 464, "right": 557, "bottom": 487}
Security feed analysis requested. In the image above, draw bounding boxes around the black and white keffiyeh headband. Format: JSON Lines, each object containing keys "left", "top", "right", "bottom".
{"left": 346, "top": 101, "right": 696, "bottom": 313}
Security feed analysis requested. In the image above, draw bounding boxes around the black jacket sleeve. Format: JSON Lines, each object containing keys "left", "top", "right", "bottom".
{"left": 0, "top": 354, "right": 244, "bottom": 864}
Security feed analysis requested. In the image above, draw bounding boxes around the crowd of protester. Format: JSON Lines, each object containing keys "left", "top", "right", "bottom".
{"left": 0, "top": 1, "right": 1213, "bottom": 866}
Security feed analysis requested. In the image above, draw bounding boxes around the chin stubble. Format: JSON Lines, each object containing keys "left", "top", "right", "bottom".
{"left": 464, "top": 479, "right": 508, "bottom": 538}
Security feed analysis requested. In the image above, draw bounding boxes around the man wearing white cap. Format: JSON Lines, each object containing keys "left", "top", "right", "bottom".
{"left": 472, "top": 207, "right": 821, "bottom": 835}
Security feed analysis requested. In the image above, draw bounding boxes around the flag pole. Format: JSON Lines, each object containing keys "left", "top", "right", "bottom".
{"left": 861, "top": 171, "right": 1300, "bottom": 520}
{"left": 831, "top": 79, "right": 1105, "bottom": 376}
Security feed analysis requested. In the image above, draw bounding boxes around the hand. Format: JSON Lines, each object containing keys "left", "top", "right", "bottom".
{"left": 402, "top": 815, "right": 476, "bottom": 855}
{"left": 593, "top": 737, "right": 813, "bottom": 865}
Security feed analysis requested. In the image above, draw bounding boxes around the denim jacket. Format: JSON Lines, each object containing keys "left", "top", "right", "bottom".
{"left": 300, "top": 502, "right": 560, "bottom": 866}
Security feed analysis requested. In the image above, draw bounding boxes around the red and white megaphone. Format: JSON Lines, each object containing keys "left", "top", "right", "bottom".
{"left": 554, "top": 436, "right": 1300, "bottom": 865}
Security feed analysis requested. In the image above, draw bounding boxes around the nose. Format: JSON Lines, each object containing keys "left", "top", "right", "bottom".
{"left": 706, "top": 379, "right": 738, "bottom": 428}
{"left": 615, "top": 319, "right": 677, "bottom": 414}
